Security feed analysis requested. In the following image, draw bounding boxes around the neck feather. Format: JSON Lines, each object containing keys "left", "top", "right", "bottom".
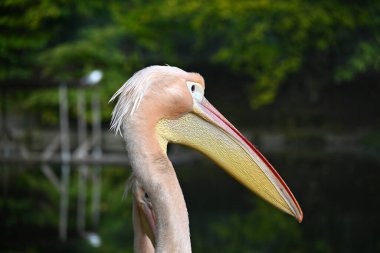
{"left": 123, "top": 121, "right": 191, "bottom": 253}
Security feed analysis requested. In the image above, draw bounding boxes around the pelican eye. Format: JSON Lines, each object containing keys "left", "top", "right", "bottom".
{"left": 144, "top": 192, "right": 149, "bottom": 199}
{"left": 187, "top": 81, "right": 204, "bottom": 102}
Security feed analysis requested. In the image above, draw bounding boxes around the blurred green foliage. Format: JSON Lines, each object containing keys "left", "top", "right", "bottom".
{"left": 0, "top": 166, "right": 323, "bottom": 253}
{"left": 0, "top": 167, "right": 134, "bottom": 253}
{"left": 1, "top": 0, "right": 379, "bottom": 113}
{"left": 1, "top": 1, "right": 380, "bottom": 252}
{"left": 192, "top": 201, "right": 306, "bottom": 253}
{"left": 361, "top": 132, "right": 380, "bottom": 152}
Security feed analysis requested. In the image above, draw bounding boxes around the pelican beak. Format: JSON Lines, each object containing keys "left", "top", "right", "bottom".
{"left": 156, "top": 97, "right": 303, "bottom": 222}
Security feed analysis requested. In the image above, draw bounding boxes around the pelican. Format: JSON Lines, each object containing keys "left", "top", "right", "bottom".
{"left": 110, "top": 65, "right": 303, "bottom": 253}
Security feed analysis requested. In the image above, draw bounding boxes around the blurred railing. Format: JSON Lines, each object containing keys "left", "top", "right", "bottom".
{"left": 1, "top": 74, "right": 377, "bottom": 245}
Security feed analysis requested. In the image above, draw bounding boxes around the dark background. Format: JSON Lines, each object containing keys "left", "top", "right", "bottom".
{"left": 1, "top": 1, "right": 380, "bottom": 252}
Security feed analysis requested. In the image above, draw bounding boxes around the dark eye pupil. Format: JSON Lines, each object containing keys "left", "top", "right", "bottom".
{"left": 145, "top": 192, "right": 149, "bottom": 199}
{"left": 191, "top": 85, "right": 195, "bottom": 92}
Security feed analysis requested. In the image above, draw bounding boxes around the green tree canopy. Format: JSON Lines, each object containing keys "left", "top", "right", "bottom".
{"left": 1, "top": 0, "right": 379, "bottom": 113}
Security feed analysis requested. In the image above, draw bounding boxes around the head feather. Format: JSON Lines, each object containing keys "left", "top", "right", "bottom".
{"left": 109, "top": 65, "right": 188, "bottom": 135}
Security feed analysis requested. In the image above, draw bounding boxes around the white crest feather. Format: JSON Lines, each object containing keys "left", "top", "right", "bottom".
{"left": 109, "top": 65, "right": 187, "bottom": 136}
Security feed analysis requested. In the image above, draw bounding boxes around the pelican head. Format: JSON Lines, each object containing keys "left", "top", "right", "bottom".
{"left": 111, "top": 65, "right": 302, "bottom": 252}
